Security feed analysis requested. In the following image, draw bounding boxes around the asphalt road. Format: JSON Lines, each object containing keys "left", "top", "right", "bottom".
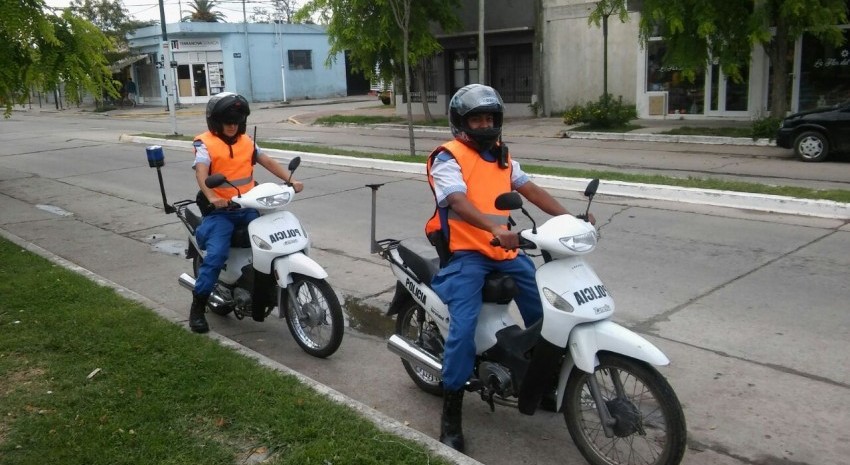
{"left": 1, "top": 109, "right": 849, "bottom": 465}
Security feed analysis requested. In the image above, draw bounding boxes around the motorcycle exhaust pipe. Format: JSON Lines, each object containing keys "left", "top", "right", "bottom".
{"left": 387, "top": 334, "right": 443, "bottom": 380}
{"left": 177, "top": 273, "right": 228, "bottom": 308}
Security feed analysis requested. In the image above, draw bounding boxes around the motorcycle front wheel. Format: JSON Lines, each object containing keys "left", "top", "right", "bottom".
{"left": 563, "top": 354, "right": 687, "bottom": 465}
{"left": 394, "top": 301, "right": 444, "bottom": 396}
{"left": 281, "top": 274, "right": 344, "bottom": 358}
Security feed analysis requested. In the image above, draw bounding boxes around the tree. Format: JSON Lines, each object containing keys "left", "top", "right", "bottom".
{"left": 184, "top": 0, "right": 227, "bottom": 23}
{"left": 295, "top": 0, "right": 461, "bottom": 156}
{"left": 638, "top": 0, "right": 848, "bottom": 117}
{"left": 1, "top": 0, "right": 116, "bottom": 116}
{"left": 68, "top": 0, "right": 155, "bottom": 62}
{"left": 588, "top": 0, "right": 629, "bottom": 99}
{"left": 252, "top": 0, "right": 301, "bottom": 23}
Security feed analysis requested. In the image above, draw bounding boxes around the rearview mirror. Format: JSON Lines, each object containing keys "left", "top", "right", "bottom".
{"left": 288, "top": 156, "right": 301, "bottom": 172}
{"left": 584, "top": 179, "right": 599, "bottom": 198}
{"left": 494, "top": 192, "right": 523, "bottom": 211}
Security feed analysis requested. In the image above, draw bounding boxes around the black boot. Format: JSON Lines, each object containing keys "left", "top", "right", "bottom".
{"left": 440, "top": 389, "right": 465, "bottom": 452}
{"left": 189, "top": 293, "right": 210, "bottom": 334}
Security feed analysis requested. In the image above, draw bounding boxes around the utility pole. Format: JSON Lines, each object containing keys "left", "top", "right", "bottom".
{"left": 478, "top": 0, "right": 485, "bottom": 85}
{"left": 158, "top": 0, "right": 178, "bottom": 135}
{"left": 243, "top": 0, "right": 255, "bottom": 102}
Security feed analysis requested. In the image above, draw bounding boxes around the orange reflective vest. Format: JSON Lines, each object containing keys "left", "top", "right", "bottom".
{"left": 425, "top": 140, "right": 517, "bottom": 261}
{"left": 194, "top": 132, "right": 256, "bottom": 200}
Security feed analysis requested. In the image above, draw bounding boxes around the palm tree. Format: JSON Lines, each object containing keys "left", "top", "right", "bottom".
{"left": 183, "top": 0, "right": 227, "bottom": 22}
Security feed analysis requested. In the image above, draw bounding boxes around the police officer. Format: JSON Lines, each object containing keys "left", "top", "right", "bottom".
{"left": 189, "top": 92, "right": 303, "bottom": 333}
{"left": 425, "top": 84, "right": 593, "bottom": 451}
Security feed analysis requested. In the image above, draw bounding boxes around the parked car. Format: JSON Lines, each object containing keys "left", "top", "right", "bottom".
{"left": 776, "top": 101, "right": 850, "bottom": 162}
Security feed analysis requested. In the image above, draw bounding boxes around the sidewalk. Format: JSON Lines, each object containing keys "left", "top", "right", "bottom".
{"left": 17, "top": 94, "right": 769, "bottom": 146}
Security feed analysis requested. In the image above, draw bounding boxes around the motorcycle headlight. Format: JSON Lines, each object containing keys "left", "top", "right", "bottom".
{"left": 559, "top": 231, "right": 597, "bottom": 253}
{"left": 257, "top": 192, "right": 291, "bottom": 208}
{"left": 542, "top": 287, "right": 574, "bottom": 313}
{"left": 252, "top": 234, "right": 272, "bottom": 250}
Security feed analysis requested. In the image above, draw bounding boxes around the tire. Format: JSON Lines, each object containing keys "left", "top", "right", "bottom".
{"left": 794, "top": 131, "right": 829, "bottom": 162}
{"left": 394, "top": 301, "right": 444, "bottom": 396}
{"left": 282, "top": 275, "right": 344, "bottom": 358}
{"left": 563, "top": 354, "right": 687, "bottom": 465}
{"left": 192, "top": 254, "right": 233, "bottom": 316}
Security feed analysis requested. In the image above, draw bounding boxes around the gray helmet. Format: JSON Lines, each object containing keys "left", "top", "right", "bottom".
{"left": 449, "top": 84, "right": 504, "bottom": 151}
{"left": 205, "top": 92, "right": 250, "bottom": 140}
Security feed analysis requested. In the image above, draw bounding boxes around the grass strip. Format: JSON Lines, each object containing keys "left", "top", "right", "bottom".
{"left": 137, "top": 133, "right": 850, "bottom": 204}
{"left": 0, "top": 238, "right": 448, "bottom": 465}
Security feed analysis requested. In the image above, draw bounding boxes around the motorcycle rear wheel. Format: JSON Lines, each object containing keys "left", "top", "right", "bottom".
{"left": 282, "top": 274, "right": 344, "bottom": 358}
{"left": 394, "top": 301, "right": 444, "bottom": 396}
{"left": 192, "top": 254, "right": 232, "bottom": 316}
{"left": 564, "top": 354, "right": 687, "bottom": 465}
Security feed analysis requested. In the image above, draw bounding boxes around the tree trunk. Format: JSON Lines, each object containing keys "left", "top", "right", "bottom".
{"left": 767, "top": 17, "right": 791, "bottom": 118}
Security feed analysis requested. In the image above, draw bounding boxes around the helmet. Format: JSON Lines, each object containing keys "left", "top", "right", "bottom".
{"left": 206, "top": 92, "right": 250, "bottom": 141}
{"left": 449, "top": 84, "right": 504, "bottom": 151}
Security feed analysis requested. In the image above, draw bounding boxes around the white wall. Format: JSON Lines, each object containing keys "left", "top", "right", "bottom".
{"left": 542, "top": 0, "right": 639, "bottom": 115}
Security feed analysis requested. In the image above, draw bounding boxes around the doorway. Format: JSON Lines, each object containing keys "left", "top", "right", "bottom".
{"left": 177, "top": 63, "right": 209, "bottom": 103}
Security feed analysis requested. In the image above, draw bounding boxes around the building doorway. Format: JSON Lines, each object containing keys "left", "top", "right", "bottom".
{"left": 176, "top": 64, "right": 210, "bottom": 103}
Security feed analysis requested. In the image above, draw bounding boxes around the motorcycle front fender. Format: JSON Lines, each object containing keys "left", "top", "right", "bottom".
{"left": 568, "top": 320, "right": 670, "bottom": 373}
{"left": 272, "top": 253, "right": 328, "bottom": 287}
{"left": 552, "top": 320, "right": 670, "bottom": 412}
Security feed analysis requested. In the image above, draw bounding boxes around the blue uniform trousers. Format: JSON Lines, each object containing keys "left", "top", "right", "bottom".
{"left": 430, "top": 251, "right": 542, "bottom": 391}
{"left": 193, "top": 208, "right": 259, "bottom": 296}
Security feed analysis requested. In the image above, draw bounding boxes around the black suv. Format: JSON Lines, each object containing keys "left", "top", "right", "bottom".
{"left": 776, "top": 101, "right": 850, "bottom": 162}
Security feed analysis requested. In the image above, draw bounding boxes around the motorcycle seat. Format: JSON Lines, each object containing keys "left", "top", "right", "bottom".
{"left": 398, "top": 239, "right": 440, "bottom": 285}
{"left": 397, "top": 239, "right": 518, "bottom": 303}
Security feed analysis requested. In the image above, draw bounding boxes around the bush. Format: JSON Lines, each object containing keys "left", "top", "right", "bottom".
{"left": 563, "top": 94, "right": 637, "bottom": 129}
{"left": 750, "top": 115, "right": 781, "bottom": 140}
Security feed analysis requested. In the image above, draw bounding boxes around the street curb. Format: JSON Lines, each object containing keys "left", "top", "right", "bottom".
{"left": 0, "top": 226, "right": 483, "bottom": 465}
{"left": 563, "top": 131, "right": 774, "bottom": 146}
{"left": 122, "top": 134, "right": 850, "bottom": 220}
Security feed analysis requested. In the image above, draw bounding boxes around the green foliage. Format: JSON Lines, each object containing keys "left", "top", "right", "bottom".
{"left": 588, "top": 0, "right": 629, "bottom": 27}
{"left": 563, "top": 94, "right": 637, "bottom": 129}
{"left": 183, "top": 0, "right": 227, "bottom": 22}
{"left": 294, "top": 0, "right": 460, "bottom": 84}
{"left": 1, "top": 1, "right": 116, "bottom": 116}
{"left": 750, "top": 115, "right": 782, "bottom": 140}
{"left": 69, "top": 0, "right": 156, "bottom": 51}
{"left": 637, "top": 0, "right": 848, "bottom": 116}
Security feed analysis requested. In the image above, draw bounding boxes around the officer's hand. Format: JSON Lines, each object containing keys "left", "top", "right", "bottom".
{"left": 292, "top": 180, "right": 304, "bottom": 193}
{"left": 574, "top": 213, "right": 597, "bottom": 225}
{"left": 491, "top": 228, "right": 519, "bottom": 250}
{"left": 210, "top": 196, "right": 229, "bottom": 209}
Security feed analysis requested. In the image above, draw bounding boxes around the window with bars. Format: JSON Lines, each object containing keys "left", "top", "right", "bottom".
{"left": 287, "top": 50, "right": 312, "bottom": 70}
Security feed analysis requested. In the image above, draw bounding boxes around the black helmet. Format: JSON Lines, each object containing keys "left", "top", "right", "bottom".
{"left": 449, "top": 84, "right": 504, "bottom": 151}
{"left": 206, "top": 92, "right": 250, "bottom": 140}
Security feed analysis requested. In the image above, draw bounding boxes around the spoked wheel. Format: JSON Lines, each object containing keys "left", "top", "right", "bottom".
{"left": 394, "top": 300, "right": 444, "bottom": 396}
{"left": 192, "top": 254, "right": 232, "bottom": 316}
{"left": 564, "top": 354, "right": 687, "bottom": 465}
{"left": 282, "top": 275, "right": 344, "bottom": 358}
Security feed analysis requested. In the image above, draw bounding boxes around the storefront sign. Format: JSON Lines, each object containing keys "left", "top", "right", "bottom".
{"left": 813, "top": 49, "right": 850, "bottom": 68}
{"left": 170, "top": 38, "right": 221, "bottom": 52}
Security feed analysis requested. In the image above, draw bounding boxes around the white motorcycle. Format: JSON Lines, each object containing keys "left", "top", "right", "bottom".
{"left": 149, "top": 149, "right": 343, "bottom": 358}
{"left": 370, "top": 180, "right": 687, "bottom": 465}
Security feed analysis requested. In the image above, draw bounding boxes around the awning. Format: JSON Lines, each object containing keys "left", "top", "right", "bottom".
{"left": 109, "top": 54, "right": 148, "bottom": 72}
